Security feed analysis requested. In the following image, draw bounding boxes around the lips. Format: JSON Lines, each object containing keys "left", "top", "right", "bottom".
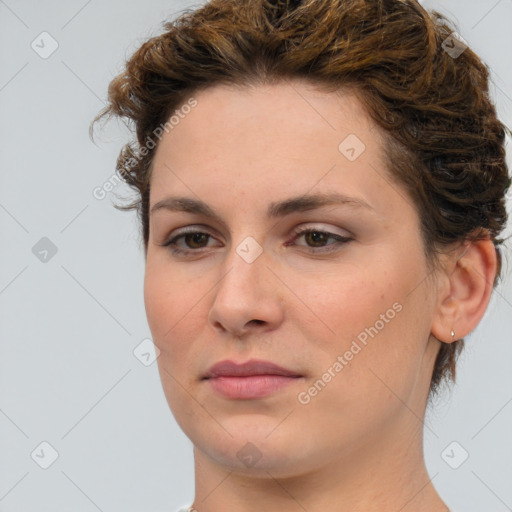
{"left": 203, "top": 359, "right": 303, "bottom": 399}
{"left": 203, "top": 359, "right": 302, "bottom": 379}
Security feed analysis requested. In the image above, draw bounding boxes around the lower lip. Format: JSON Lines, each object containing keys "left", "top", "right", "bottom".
{"left": 206, "top": 375, "right": 301, "bottom": 399}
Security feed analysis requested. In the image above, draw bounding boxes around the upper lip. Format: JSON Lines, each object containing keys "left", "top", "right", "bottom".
{"left": 203, "top": 359, "right": 302, "bottom": 379}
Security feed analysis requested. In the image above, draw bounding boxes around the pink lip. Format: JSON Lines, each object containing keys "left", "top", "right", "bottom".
{"left": 203, "top": 359, "right": 303, "bottom": 399}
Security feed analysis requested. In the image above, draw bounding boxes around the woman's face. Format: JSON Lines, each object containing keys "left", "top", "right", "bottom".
{"left": 144, "top": 80, "right": 442, "bottom": 476}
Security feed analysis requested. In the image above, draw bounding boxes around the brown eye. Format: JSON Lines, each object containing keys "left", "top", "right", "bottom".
{"left": 303, "top": 231, "right": 330, "bottom": 247}
{"left": 163, "top": 229, "right": 221, "bottom": 255}
{"left": 183, "top": 233, "right": 210, "bottom": 248}
{"left": 290, "top": 228, "right": 352, "bottom": 253}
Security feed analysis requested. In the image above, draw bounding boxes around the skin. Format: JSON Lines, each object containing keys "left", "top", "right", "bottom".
{"left": 143, "top": 79, "right": 496, "bottom": 512}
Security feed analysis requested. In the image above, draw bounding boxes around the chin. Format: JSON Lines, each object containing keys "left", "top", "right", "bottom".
{"left": 192, "top": 418, "right": 319, "bottom": 477}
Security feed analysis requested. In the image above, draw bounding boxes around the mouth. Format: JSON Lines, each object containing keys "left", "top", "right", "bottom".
{"left": 203, "top": 359, "right": 303, "bottom": 399}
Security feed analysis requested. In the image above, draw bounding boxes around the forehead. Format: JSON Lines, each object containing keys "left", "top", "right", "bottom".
{"left": 148, "top": 80, "right": 400, "bottom": 218}
{"left": 159, "top": 80, "right": 378, "bottom": 148}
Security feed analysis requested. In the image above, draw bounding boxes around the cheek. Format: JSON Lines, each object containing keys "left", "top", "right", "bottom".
{"left": 143, "top": 263, "right": 201, "bottom": 347}
{"left": 144, "top": 270, "right": 169, "bottom": 337}
{"left": 295, "top": 279, "right": 424, "bottom": 444}
{"left": 295, "top": 265, "right": 397, "bottom": 341}
{"left": 296, "top": 256, "right": 426, "bottom": 385}
{"left": 144, "top": 267, "right": 204, "bottom": 401}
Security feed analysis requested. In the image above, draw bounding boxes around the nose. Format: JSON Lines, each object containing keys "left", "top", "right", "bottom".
{"left": 208, "top": 241, "right": 285, "bottom": 337}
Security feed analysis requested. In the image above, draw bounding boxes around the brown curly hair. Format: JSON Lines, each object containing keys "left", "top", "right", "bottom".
{"left": 93, "top": 0, "right": 510, "bottom": 397}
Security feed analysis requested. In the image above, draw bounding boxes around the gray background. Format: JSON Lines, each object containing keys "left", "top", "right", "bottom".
{"left": 0, "top": 1, "right": 511, "bottom": 511}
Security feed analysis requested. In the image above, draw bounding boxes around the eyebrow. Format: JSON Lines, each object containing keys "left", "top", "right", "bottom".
{"left": 150, "top": 193, "right": 375, "bottom": 221}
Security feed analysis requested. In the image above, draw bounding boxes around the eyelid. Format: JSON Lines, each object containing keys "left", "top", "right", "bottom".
{"left": 162, "top": 227, "right": 352, "bottom": 259}
{"left": 285, "top": 226, "right": 352, "bottom": 253}
{"left": 164, "top": 224, "right": 349, "bottom": 244}
{"left": 291, "top": 223, "right": 352, "bottom": 239}
{"left": 163, "top": 226, "right": 222, "bottom": 248}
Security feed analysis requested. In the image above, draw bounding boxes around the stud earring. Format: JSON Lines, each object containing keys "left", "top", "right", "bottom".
{"left": 450, "top": 329, "right": 455, "bottom": 339}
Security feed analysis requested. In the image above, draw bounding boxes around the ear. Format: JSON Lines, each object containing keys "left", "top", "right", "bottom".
{"left": 430, "top": 232, "right": 497, "bottom": 344}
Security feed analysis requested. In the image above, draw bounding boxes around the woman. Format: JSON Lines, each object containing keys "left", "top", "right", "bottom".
{"left": 94, "top": 0, "right": 510, "bottom": 510}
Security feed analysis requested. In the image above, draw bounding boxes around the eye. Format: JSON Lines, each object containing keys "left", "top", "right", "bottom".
{"left": 162, "top": 229, "right": 220, "bottom": 255}
{"left": 161, "top": 226, "right": 352, "bottom": 257}
{"left": 288, "top": 227, "right": 352, "bottom": 252}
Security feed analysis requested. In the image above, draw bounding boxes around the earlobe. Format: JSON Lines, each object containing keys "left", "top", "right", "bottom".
{"left": 430, "top": 234, "right": 497, "bottom": 344}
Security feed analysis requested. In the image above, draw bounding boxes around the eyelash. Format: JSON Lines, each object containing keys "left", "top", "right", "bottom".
{"left": 162, "top": 227, "right": 352, "bottom": 256}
